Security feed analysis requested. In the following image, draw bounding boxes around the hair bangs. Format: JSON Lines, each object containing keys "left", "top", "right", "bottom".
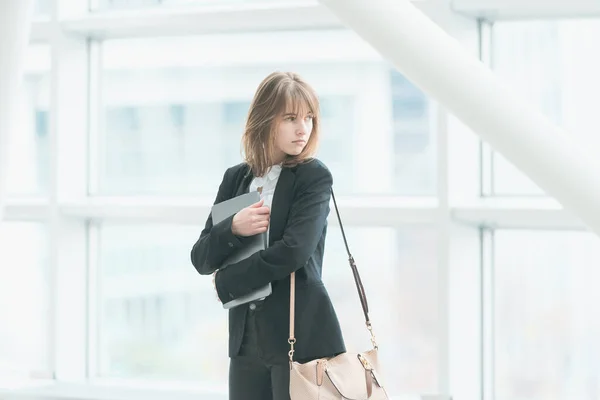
{"left": 281, "top": 83, "right": 319, "bottom": 118}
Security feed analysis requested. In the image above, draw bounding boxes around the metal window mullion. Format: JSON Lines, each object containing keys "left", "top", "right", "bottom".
{"left": 481, "top": 228, "right": 495, "bottom": 400}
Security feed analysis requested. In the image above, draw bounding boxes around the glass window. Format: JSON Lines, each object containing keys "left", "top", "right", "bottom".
{"left": 6, "top": 44, "right": 51, "bottom": 196}
{"left": 34, "top": 0, "right": 52, "bottom": 16}
{"left": 96, "top": 32, "right": 435, "bottom": 196}
{"left": 391, "top": 70, "right": 436, "bottom": 194}
{"left": 493, "top": 229, "right": 600, "bottom": 400}
{"left": 95, "top": 223, "right": 439, "bottom": 395}
{"left": 0, "top": 222, "right": 49, "bottom": 374}
{"left": 96, "top": 224, "right": 227, "bottom": 382}
{"left": 491, "top": 20, "right": 600, "bottom": 195}
{"left": 324, "top": 226, "right": 439, "bottom": 395}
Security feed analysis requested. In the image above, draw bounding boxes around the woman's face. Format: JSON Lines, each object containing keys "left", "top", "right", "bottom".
{"left": 272, "top": 107, "right": 314, "bottom": 163}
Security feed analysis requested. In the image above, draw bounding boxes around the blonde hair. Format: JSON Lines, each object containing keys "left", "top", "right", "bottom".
{"left": 242, "top": 71, "right": 320, "bottom": 177}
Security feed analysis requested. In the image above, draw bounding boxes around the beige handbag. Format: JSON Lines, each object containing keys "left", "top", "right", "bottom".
{"left": 288, "top": 189, "right": 390, "bottom": 400}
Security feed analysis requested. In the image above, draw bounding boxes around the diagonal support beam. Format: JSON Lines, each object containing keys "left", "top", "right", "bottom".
{"left": 0, "top": 0, "right": 35, "bottom": 221}
{"left": 319, "top": 0, "right": 600, "bottom": 236}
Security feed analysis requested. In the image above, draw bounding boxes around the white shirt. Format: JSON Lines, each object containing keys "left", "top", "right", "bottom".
{"left": 249, "top": 164, "right": 282, "bottom": 243}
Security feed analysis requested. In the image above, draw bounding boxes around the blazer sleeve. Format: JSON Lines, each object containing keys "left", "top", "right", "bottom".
{"left": 215, "top": 163, "right": 332, "bottom": 303}
{"left": 190, "top": 168, "right": 247, "bottom": 275}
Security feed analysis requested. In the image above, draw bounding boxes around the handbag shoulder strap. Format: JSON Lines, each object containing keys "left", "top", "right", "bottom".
{"left": 288, "top": 188, "right": 378, "bottom": 362}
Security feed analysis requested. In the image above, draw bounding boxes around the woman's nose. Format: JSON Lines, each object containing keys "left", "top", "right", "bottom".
{"left": 297, "top": 121, "right": 309, "bottom": 135}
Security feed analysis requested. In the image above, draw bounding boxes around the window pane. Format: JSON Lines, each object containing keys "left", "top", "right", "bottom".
{"left": 6, "top": 44, "right": 51, "bottom": 196}
{"left": 34, "top": 0, "right": 52, "bottom": 16}
{"left": 96, "top": 223, "right": 439, "bottom": 395}
{"left": 97, "top": 224, "right": 227, "bottom": 383}
{"left": 391, "top": 70, "right": 436, "bottom": 194}
{"left": 324, "top": 226, "right": 439, "bottom": 394}
{"left": 494, "top": 230, "right": 600, "bottom": 400}
{"left": 491, "top": 20, "right": 600, "bottom": 195}
{"left": 0, "top": 222, "right": 49, "bottom": 374}
{"left": 97, "top": 32, "right": 435, "bottom": 196}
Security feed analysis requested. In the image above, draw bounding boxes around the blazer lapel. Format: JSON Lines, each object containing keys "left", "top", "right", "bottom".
{"left": 235, "top": 165, "right": 253, "bottom": 197}
{"left": 269, "top": 167, "right": 295, "bottom": 246}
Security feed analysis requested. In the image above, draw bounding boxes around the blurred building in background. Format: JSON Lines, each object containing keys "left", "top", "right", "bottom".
{"left": 1, "top": 1, "right": 600, "bottom": 400}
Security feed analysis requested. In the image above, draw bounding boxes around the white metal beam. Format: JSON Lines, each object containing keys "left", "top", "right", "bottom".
{"left": 452, "top": 0, "right": 600, "bottom": 20}
{"left": 60, "top": 2, "right": 342, "bottom": 39}
{"left": 3, "top": 199, "right": 51, "bottom": 221}
{"left": 57, "top": 0, "right": 436, "bottom": 40}
{"left": 319, "top": 0, "right": 600, "bottom": 238}
{"left": 59, "top": 196, "right": 439, "bottom": 226}
{"left": 0, "top": 0, "right": 35, "bottom": 223}
{"left": 452, "top": 198, "right": 585, "bottom": 230}
{"left": 49, "top": 33, "right": 91, "bottom": 382}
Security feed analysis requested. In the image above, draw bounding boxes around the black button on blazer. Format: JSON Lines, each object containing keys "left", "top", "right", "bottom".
{"left": 191, "top": 158, "right": 346, "bottom": 362}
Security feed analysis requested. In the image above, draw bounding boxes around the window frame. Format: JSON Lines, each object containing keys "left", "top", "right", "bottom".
{"left": 1, "top": 2, "right": 595, "bottom": 400}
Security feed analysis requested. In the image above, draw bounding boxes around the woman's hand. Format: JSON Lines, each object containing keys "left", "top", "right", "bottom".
{"left": 231, "top": 198, "right": 270, "bottom": 237}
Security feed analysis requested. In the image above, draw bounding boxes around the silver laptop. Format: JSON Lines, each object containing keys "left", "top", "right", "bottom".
{"left": 211, "top": 191, "right": 272, "bottom": 309}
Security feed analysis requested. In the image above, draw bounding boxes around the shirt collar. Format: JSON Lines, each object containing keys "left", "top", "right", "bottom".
{"left": 265, "top": 164, "right": 282, "bottom": 181}
{"left": 253, "top": 164, "right": 282, "bottom": 186}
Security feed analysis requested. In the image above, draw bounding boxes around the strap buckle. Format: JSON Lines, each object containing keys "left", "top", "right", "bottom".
{"left": 357, "top": 353, "right": 373, "bottom": 370}
{"left": 366, "top": 322, "right": 379, "bottom": 350}
{"left": 288, "top": 337, "right": 296, "bottom": 362}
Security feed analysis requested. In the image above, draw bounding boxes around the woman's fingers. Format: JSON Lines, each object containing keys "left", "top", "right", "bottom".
{"left": 252, "top": 221, "right": 269, "bottom": 234}
{"left": 254, "top": 206, "right": 271, "bottom": 215}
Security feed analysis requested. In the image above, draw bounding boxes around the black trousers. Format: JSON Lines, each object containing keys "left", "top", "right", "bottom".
{"left": 229, "top": 302, "right": 301, "bottom": 400}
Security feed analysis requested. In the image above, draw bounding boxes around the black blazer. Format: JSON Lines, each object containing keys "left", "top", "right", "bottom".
{"left": 191, "top": 158, "right": 346, "bottom": 362}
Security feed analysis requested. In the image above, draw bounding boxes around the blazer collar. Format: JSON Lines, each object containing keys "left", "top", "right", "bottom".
{"left": 235, "top": 164, "right": 254, "bottom": 197}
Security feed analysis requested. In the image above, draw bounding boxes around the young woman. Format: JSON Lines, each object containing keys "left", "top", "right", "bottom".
{"left": 190, "top": 71, "right": 346, "bottom": 400}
